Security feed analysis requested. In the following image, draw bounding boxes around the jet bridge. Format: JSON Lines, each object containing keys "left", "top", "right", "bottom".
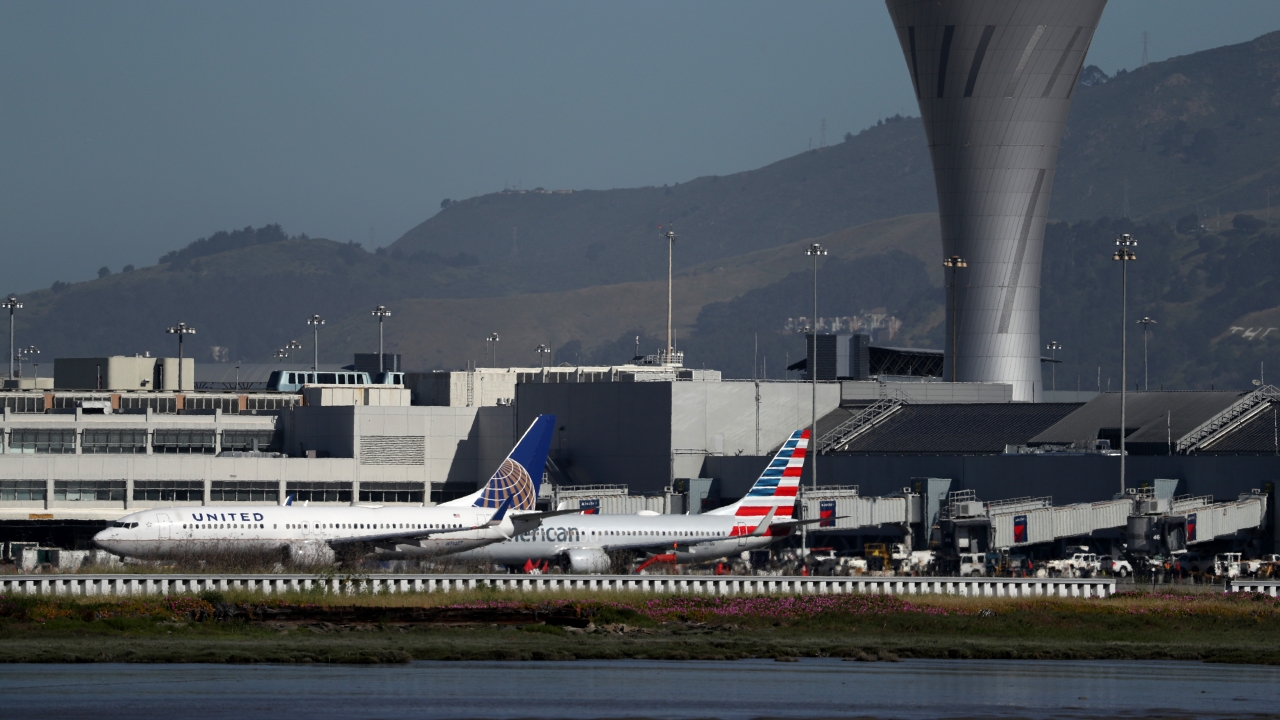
{"left": 939, "top": 487, "right": 1270, "bottom": 554}
{"left": 799, "top": 486, "right": 920, "bottom": 532}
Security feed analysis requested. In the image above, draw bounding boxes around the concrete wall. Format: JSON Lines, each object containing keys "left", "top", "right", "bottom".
{"left": 405, "top": 370, "right": 521, "bottom": 407}
{"left": 286, "top": 404, "right": 515, "bottom": 485}
{"left": 671, "top": 381, "right": 840, "bottom": 478}
{"left": 54, "top": 357, "right": 189, "bottom": 391}
{"left": 517, "top": 381, "right": 672, "bottom": 490}
{"left": 517, "top": 380, "right": 840, "bottom": 494}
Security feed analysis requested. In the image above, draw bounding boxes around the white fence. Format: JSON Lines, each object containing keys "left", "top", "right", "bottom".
{"left": 0, "top": 573, "right": 1114, "bottom": 598}
{"left": 1227, "top": 579, "right": 1280, "bottom": 596}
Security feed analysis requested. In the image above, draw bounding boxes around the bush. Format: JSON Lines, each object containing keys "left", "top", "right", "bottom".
{"left": 1233, "top": 214, "right": 1265, "bottom": 232}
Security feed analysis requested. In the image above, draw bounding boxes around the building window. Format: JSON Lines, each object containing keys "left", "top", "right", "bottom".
{"left": 1, "top": 395, "right": 44, "bottom": 413}
{"left": 81, "top": 429, "right": 148, "bottom": 454}
{"left": 244, "top": 396, "right": 298, "bottom": 412}
{"left": 118, "top": 395, "right": 176, "bottom": 414}
{"left": 152, "top": 430, "right": 216, "bottom": 454}
{"left": 184, "top": 395, "right": 239, "bottom": 414}
{"left": 54, "top": 480, "right": 126, "bottom": 502}
{"left": 51, "top": 394, "right": 111, "bottom": 410}
{"left": 0, "top": 480, "right": 46, "bottom": 501}
{"left": 9, "top": 429, "right": 76, "bottom": 454}
{"left": 287, "top": 481, "right": 352, "bottom": 504}
{"left": 133, "top": 480, "right": 204, "bottom": 502}
{"left": 359, "top": 482, "right": 424, "bottom": 504}
{"left": 221, "top": 430, "right": 280, "bottom": 453}
{"left": 209, "top": 481, "right": 278, "bottom": 502}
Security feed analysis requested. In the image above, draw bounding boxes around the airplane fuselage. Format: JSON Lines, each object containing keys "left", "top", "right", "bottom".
{"left": 449, "top": 512, "right": 788, "bottom": 566}
{"left": 94, "top": 504, "right": 518, "bottom": 560}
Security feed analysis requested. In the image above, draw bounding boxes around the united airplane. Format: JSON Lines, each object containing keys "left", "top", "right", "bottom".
{"left": 448, "top": 429, "right": 813, "bottom": 573}
{"left": 94, "top": 415, "right": 560, "bottom": 564}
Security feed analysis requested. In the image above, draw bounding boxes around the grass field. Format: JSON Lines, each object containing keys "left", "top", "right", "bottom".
{"left": 2, "top": 589, "right": 1278, "bottom": 665}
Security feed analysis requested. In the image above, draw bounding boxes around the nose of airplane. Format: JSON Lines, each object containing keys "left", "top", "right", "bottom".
{"left": 93, "top": 527, "right": 121, "bottom": 553}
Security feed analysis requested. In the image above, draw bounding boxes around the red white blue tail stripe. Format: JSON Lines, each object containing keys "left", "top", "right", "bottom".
{"left": 708, "top": 429, "right": 808, "bottom": 518}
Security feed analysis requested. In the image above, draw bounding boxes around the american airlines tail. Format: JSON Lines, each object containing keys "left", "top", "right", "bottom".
{"left": 706, "top": 429, "right": 808, "bottom": 518}
{"left": 442, "top": 414, "right": 556, "bottom": 512}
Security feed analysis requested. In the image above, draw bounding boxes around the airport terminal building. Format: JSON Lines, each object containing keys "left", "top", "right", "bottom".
{"left": 1, "top": 350, "right": 1277, "bottom": 553}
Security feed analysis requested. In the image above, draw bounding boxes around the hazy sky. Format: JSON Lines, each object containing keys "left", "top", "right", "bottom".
{"left": 2, "top": 1, "right": 1278, "bottom": 295}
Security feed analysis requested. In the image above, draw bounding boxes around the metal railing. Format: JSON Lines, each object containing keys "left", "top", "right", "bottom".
{"left": 816, "top": 390, "right": 909, "bottom": 454}
{"left": 0, "top": 573, "right": 1115, "bottom": 598}
{"left": 1178, "top": 385, "right": 1280, "bottom": 453}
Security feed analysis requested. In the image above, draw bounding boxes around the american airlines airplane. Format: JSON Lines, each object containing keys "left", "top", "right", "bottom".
{"left": 448, "top": 429, "right": 813, "bottom": 573}
{"left": 94, "top": 415, "right": 559, "bottom": 563}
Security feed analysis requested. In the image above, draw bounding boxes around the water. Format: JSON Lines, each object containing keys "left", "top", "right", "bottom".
{"left": 1, "top": 659, "right": 1276, "bottom": 719}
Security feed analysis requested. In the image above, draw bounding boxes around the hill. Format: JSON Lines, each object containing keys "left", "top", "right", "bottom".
{"left": 9, "top": 30, "right": 1280, "bottom": 385}
{"left": 1054, "top": 30, "right": 1280, "bottom": 223}
{"left": 387, "top": 114, "right": 935, "bottom": 295}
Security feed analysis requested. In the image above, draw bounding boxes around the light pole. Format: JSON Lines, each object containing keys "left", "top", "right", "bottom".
{"left": 942, "top": 256, "right": 967, "bottom": 383}
{"left": 1137, "top": 317, "right": 1156, "bottom": 392}
{"left": 166, "top": 322, "right": 196, "bottom": 391}
{"left": 486, "top": 333, "right": 500, "bottom": 368}
{"left": 3, "top": 295, "right": 22, "bottom": 380}
{"left": 371, "top": 305, "right": 391, "bottom": 373}
{"left": 307, "top": 315, "right": 325, "bottom": 371}
{"left": 1046, "top": 341, "right": 1062, "bottom": 392}
{"left": 1113, "top": 234, "right": 1138, "bottom": 495}
{"left": 16, "top": 346, "right": 39, "bottom": 379}
{"left": 806, "top": 243, "right": 827, "bottom": 495}
{"left": 535, "top": 344, "right": 550, "bottom": 370}
{"left": 661, "top": 229, "right": 681, "bottom": 366}
{"left": 274, "top": 348, "right": 289, "bottom": 363}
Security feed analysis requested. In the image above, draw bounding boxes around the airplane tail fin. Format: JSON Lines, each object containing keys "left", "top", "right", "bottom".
{"left": 707, "top": 428, "right": 807, "bottom": 518}
{"left": 442, "top": 414, "right": 556, "bottom": 511}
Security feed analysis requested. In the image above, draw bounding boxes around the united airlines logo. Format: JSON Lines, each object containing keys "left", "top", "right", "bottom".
{"left": 475, "top": 458, "right": 536, "bottom": 510}
{"left": 191, "top": 512, "right": 264, "bottom": 522}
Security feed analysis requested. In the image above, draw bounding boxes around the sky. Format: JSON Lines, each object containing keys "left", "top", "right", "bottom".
{"left": 2, "top": 1, "right": 1279, "bottom": 295}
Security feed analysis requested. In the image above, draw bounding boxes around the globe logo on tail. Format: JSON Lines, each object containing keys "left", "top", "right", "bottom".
{"left": 478, "top": 459, "right": 536, "bottom": 510}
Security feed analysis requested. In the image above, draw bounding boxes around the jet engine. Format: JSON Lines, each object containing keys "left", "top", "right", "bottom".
{"left": 564, "top": 547, "right": 610, "bottom": 574}
{"left": 284, "top": 540, "right": 335, "bottom": 566}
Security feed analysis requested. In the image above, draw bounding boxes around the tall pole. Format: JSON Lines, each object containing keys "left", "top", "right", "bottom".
{"left": 372, "top": 305, "right": 391, "bottom": 373}
{"left": 3, "top": 295, "right": 22, "bottom": 381}
{"left": 664, "top": 230, "right": 676, "bottom": 364}
{"left": 1046, "top": 341, "right": 1062, "bottom": 392}
{"left": 166, "top": 322, "right": 196, "bottom": 391}
{"left": 806, "top": 243, "right": 827, "bottom": 488}
{"left": 307, "top": 315, "right": 325, "bottom": 371}
{"left": 487, "top": 333, "right": 500, "bottom": 368}
{"left": 1114, "top": 234, "right": 1137, "bottom": 495}
{"left": 942, "top": 256, "right": 966, "bottom": 382}
{"left": 1137, "top": 317, "right": 1156, "bottom": 392}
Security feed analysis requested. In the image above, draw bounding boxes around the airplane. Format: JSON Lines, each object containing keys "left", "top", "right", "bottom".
{"left": 94, "top": 414, "right": 561, "bottom": 564}
{"left": 448, "top": 428, "right": 815, "bottom": 573}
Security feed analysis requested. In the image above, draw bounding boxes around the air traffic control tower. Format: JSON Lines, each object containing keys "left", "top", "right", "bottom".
{"left": 885, "top": 0, "right": 1107, "bottom": 402}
